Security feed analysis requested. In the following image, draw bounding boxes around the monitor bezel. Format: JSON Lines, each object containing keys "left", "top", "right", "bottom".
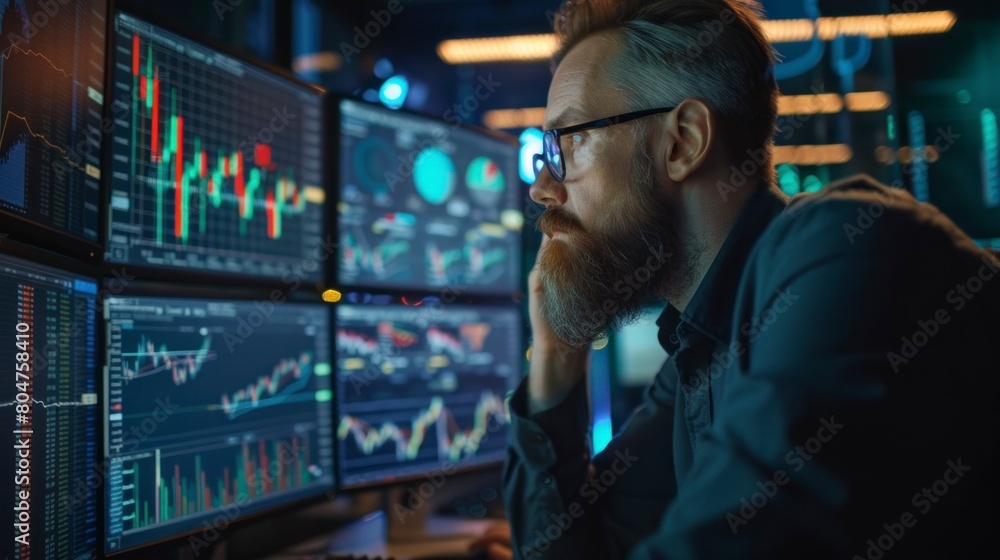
{"left": 332, "top": 298, "right": 524, "bottom": 493}
{"left": 100, "top": 1, "right": 331, "bottom": 292}
{"left": 329, "top": 93, "right": 526, "bottom": 300}
{"left": 100, "top": 281, "right": 337, "bottom": 556}
{"left": 0, "top": 237, "right": 103, "bottom": 281}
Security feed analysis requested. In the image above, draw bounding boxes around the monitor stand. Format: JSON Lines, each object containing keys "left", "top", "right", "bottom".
{"left": 383, "top": 484, "right": 493, "bottom": 543}
{"left": 328, "top": 477, "right": 498, "bottom": 558}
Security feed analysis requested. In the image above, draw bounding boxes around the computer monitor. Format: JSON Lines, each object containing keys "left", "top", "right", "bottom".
{"left": 0, "top": 0, "right": 107, "bottom": 245}
{"left": 610, "top": 306, "right": 669, "bottom": 435}
{"left": 104, "top": 10, "right": 327, "bottom": 282}
{"left": 335, "top": 303, "right": 521, "bottom": 489}
{"left": 614, "top": 307, "right": 669, "bottom": 388}
{"left": 0, "top": 247, "right": 99, "bottom": 558}
{"left": 337, "top": 98, "right": 523, "bottom": 295}
{"left": 912, "top": 108, "right": 1000, "bottom": 241}
{"left": 103, "top": 295, "right": 334, "bottom": 553}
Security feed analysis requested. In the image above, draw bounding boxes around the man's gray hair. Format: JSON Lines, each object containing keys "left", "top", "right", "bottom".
{"left": 554, "top": 0, "right": 779, "bottom": 184}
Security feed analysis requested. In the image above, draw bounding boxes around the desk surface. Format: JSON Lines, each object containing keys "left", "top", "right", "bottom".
{"left": 266, "top": 512, "right": 497, "bottom": 560}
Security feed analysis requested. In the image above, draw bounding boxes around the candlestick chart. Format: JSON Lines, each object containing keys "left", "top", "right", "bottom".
{"left": 105, "top": 12, "right": 325, "bottom": 281}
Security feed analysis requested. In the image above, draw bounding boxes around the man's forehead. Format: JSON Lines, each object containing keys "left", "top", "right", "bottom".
{"left": 543, "top": 106, "right": 589, "bottom": 132}
{"left": 545, "top": 33, "right": 622, "bottom": 130}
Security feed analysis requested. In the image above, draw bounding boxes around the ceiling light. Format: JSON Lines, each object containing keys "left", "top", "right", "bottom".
{"left": 437, "top": 34, "right": 557, "bottom": 64}
{"left": 844, "top": 91, "right": 892, "bottom": 112}
{"left": 774, "top": 144, "right": 853, "bottom": 166}
{"left": 437, "top": 12, "right": 956, "bottom": 64}
{"left": 483, "top": 91, "right": 892, "bottom": 127}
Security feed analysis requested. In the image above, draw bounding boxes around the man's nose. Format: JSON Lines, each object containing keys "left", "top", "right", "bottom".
{"left": 529, "top": 165, "right": 568, "bottom": 207}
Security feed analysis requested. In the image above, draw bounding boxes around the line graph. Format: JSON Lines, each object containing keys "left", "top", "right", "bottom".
{"left": 340, "top": 230, "right": 411, "bottom": 281}
{"left": 378, "top": 321, "right": 419, "bottom": 348}
{"left": 428, "top": 326, "right": 464, "bottom": 360}
{"left": 334, "top": 304, "right": 521, "bottom": 486}
{"left": 220, "top": 352, "right": 314, "bottom": 419}
{"left": 337, "top": 328, "right": 380, "bottom": 357}
{"left": 0, "top": 395, "right": 98, "bottom": 408}
{"left": 106, "top": 296, "right": 333, "bottom": 449}
{"left": 0, "top": 111, "right": 87, "bottom": 171}
{"left": 0, "top": 43, "right": 76, "bottom": 171}
{"left": 338, "top": 392, "right": 506, "bottom": 463}
{"left": 122, "top": 334, "right": 216, "bottom": 384}
{"left": 1, "top": 43, "right": 71, "bottom": 76}
{"left": 0, "top": 0, "right": 105, "bottom": 241}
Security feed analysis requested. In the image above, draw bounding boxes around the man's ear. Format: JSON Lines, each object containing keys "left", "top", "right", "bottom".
{"left": 659, "top": 98, "right": 716, "bottom": 183}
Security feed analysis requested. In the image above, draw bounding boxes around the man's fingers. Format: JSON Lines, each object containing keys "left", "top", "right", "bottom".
{"left": 487, "top": 542, "right": 514, "bottom": 560}
{"left": 468, "top": 531, "right": 510, "bottom": 550}
{"left": 469, "top": 522, "right": 512, "bottom": 550}
{"left": 485, "top": 526, "right": 511, "bottom": 546}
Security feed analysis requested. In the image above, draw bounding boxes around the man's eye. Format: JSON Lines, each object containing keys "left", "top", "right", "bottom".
{"left": 571, "top": 133, "right": 584, "bottom": 143}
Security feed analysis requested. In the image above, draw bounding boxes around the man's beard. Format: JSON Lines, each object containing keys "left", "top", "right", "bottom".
{"left": 536, "top": 149, "right": 681, "bottom": 347}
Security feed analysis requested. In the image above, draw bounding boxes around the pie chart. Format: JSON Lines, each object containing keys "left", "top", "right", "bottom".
{"left": 353, "top": 138, "right": 396, "bottom": 196}
{"left": 466, "top": 156, "right": 505, "bottom": 207}
{"left": 414, "top": 147, "right": 456, "bottom": 205}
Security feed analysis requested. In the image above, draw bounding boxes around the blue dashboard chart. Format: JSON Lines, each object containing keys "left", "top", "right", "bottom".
{"left": 104, "top": 296, "right": 333, "bottom": 553}
{"left": 104, "top": 12, "right": 326, "bottom": 281}
{"left": 0, "top": 0, "right": 106, "bottom": 242}
{"left": 335, "top": 304, "right": 519, "bottom": 487}
{"left": 338, "top": 99, "right": 523, "bottom": 294}
{"left": 0, "top": 252, "right": 99, "bottom": 559}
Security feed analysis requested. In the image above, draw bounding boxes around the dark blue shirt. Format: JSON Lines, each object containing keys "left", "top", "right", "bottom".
{"left": 503, "top": 176, "right": 1000, "bottom": 559}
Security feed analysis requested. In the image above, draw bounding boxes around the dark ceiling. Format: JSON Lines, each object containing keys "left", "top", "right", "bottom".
{"left": 329, "top": 0, "right": 1000, "bottom": 40}
{"left": 312, "top": 0, "right": 1000, "bottom": 115}
{"left": 136, "top": 0, "right": 1000, "bottom": 123}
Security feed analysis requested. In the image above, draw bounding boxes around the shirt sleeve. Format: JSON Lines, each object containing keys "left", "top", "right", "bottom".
{"left": 505, "top": 354, "right": 682, "bottom": 559}
{"left": 507, "top": 376, "right": 591, "bottom": 506}
{"left": 503, "top": 377, "right": 599, "bottom": 559}
{"left": 629, "top": 183, "right": 1000, "bottom": 559}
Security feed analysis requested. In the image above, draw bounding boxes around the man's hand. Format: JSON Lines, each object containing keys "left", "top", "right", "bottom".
{"left": 468, "top": 521, "right": 513, "bottom": 560}
{"left": 527, "top": 234, "right": 589, "bottom": 415}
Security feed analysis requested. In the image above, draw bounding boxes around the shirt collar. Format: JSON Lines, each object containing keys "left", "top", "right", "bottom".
{"left": 657, "top": 185, "right": 789, "bottom": 354}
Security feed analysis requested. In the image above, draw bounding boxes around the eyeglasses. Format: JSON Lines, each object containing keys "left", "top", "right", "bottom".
{"left": 533, "top": 106, "right": 676, "bottom": 182}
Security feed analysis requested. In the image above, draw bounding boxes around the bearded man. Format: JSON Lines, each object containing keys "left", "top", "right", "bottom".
{"left": 501, "top": 1, "right": 1000, "bottom": 558}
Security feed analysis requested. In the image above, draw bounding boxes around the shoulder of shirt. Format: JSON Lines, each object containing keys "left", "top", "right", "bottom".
{"left": 780, "top": 173, "right": 921, "bottom": 229}
{"left": 750, "top": 173, "right": 986, "bottom": 273}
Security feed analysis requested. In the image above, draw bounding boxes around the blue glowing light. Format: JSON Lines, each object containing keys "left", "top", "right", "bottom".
{"left": 519, "top": 128, "right": 544, "bottom": 184}
{"left": 981, "top": 109, "right": 999, "bottom": 208}
{"left": 803, "top": 174, "right": 824, "bottom": 193}
{"left": 777, "top": 163, "right": 801, "bottom": 196}
{"left": 379, "top": 75, "right": 409, "bottom": 110}
{"left": 908, "top": 111, "right": 929, "bottom": 202}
